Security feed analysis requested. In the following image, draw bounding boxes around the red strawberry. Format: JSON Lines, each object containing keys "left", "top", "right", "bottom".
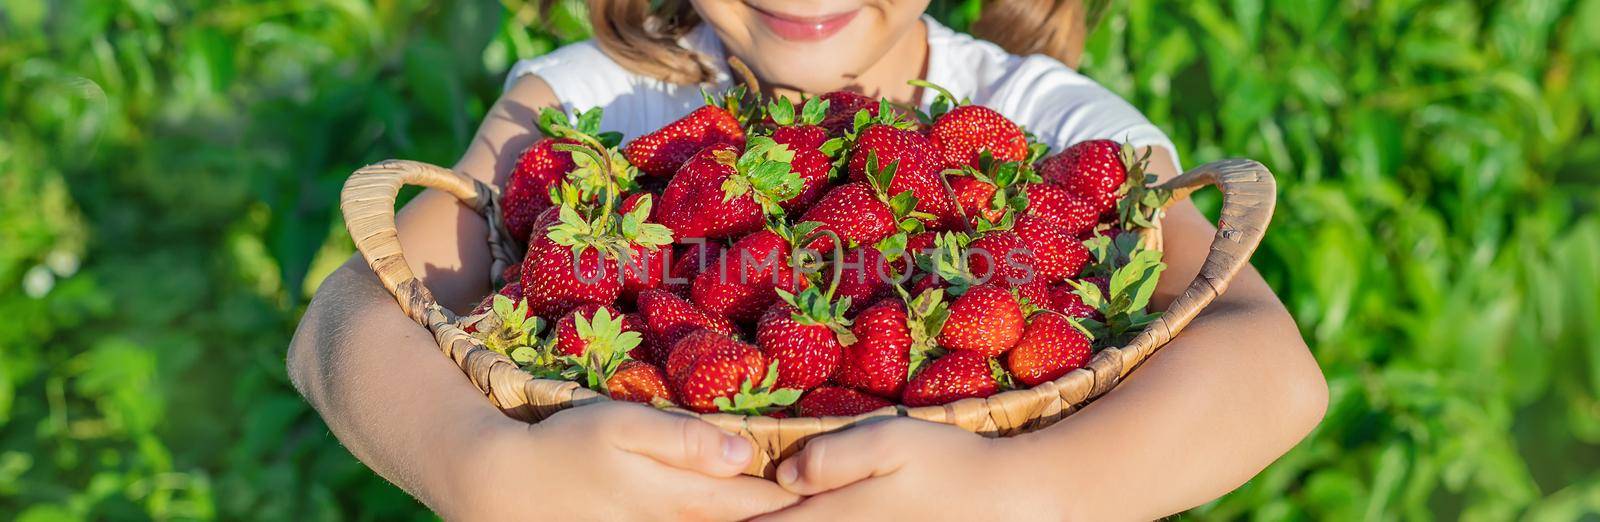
{"left": 624, "top": 103, "right": 746, "bottom": 178}
{"left": 797, "top": 182, "right": 897, "bottom": 253}
{"left": 1025, "top": 183, "right": 1099, "bottom": 235}
{"left": 831, "top": 245, "right": 898, "bottom": 315}
{"left": 927, "top": 105, "right": 1028, "bottom": 170}
{"left": 636, "top": 289, "right": 736, "bottom": 364}
{"left": 468, "top": 280, "right": 525, "bottom": 318}
{"left": 554, "top": 303, "right": 621, "bottom": 357}
{"left": 772, "top": 125, "right": 833, "bottom": 214}
{"left": 902, "top": 351, "right": 1004, "bottom": 407}
{"left": 965, "top": 230, "right": 1038, "bottom": 287}
{"left": 834, "top": 300, "right": 909, "bottom": 399}
{"left": 665, "top": 331, "right": 798, "bottom": 414}
{"left": 755, "top": 288, "right": 853, "bottom": 390}
{"left": 1048, "top": 277, "right": 1108, "bottom": 320}
{"left": 657, "top": 138, "right": 802, "bottom": 239}
{"left": 690, "top": 229, "right": 805, "bottom": 324}
{"left": 666, "top": 241, "right": 725, "bottom": 295}
{"left": 1038, "top": 140, "right": 1127, "bottom": 213}
{"left": 846, "top": 125, "right": 957, "bottom": 228}
{"left": 835, "top": 289, "right": 947, "bottom": 399}
{"left": 1014, "top": 279, "right": 1053, "bottom": 313}
{"left": 765, "top": 97, "right": 836, "bottom": 214}
{"left": 795, "top": 386, "right": 893, "bottom": 417}
{"left": 914, "top": 81, "right": 1029, "bottom": 170}
{"left": 937, "top": 284, "right": 1025, "bottom": 356}
{"left": 1013, "top": 215, "right": 1090, "bottom": 283}
{"left": 606, "top": 361, "right": 675, "bottom": 405}
{"left": 948, "top": 174, "right": 1003, "bottom": 227}
{"left": 520, "top": 233, "right": 622, "bottom": 318}
{"left": 503, "top": 108, "right": 628, "bottom": 242}
{"left": 1005, "top": 312, "right": 1093, "bottom": 386}
{"left": 502, "top": 138, "right": 576, "bottom": 243}
{"left": 620, "top": 244, "right": 672, "bottom": 301}
{"left": 818, "top": 90, "right": 879, "bottom": 137}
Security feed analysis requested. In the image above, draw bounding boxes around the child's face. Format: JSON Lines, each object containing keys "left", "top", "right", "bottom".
{"left": 691, "top": 0, "right": 931, "bottom": 94}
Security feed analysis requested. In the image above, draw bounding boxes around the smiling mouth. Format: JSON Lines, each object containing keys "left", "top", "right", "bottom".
{"left": 749, "top": 5, "right": 859, "bottom": 42}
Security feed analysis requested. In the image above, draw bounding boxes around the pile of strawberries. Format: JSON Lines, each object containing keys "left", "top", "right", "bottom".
{"left": 464, "top": 82, "right": 1170, "bottom": 417}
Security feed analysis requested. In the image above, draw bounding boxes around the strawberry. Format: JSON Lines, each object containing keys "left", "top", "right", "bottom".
{"left": 468, "top": 280, "right": 525, "bottom": 319}
{"left": 1005, "top": 312, "right": 1093, "bottom": 386}
{"left": 1014, "top": 279, "right": 1053, "bottom": 313}
{"left": 1038, "top": 140, "right": 1127, "bottom": 213}
{"left": 606, "top": 361, "right": 675, "bottom": 405}
{"left": 796, "top": 182, "right": 895, "bottom": 253}
{"left": 465, "top": 293, "right": 544, "bottom": 355}
{"left": 521, "top": 194, "right": 673, "bottom": 318}
{"left": 902, "top": 351, "right": 1005, "bottom": 407}
{"left": 666, "top": 241, "right": 725, "bottom": 296}
{"left": 926, "top": 105, "right": 1029, "bottom": 169}
{"left": 1048, "top": 282, "right": 1100, "bottom": 319}
{"left": 636, "top": 289, "right": 736, "bottom": 364}
{"left": 623, "top": 90, "right": 749, "bottom": 178}
{"left": 912, "top": 80, "right": 1029, "bottom": 170}
{"left": 937, "top": 283, "right": 1024, "bottom": 356}
{"left": 520, "top": 232, "right": 622, "bottom": 318}
{"left": 965, "top": 230, "right": 1038, "bottom": 287}
{"left": 554, "top": 303, "right": 621, "bottom": 357}
{"left": 948, "top": 174, "right": 1003, "bottom": 227}
{"left": 690, "top": 228, "right": 807, "bottom": 324}
{"left": 767, "top": 97, "right": 836, "bottom": 214}
{"left": 502, "top": 137, "right": 576, "bottom": 243}
{"left": 657, "top": 137, "right": 802, "bottom": 239}
{"left": 1024, "top": 183, "right": 1099, "bottom": 235}
{"left": 755, "top": 288, "right": 853, "bottom": 390}
{"left": 835, "top": 289, "right": 947, "bottom": 399}
{"left": 552, "top": 306, "right": 658, "bottom": 401}
{"left": 818, "top": 90, "right": 879, "bottom": 137}
{"left": 1013, "top": 215, "right": 1090, "bottom": 283}
{"left": 795, "top": 386, "right": 893, "bottom": 417}
{"left": 520, "top": 141, "right": 672, "bottom": 318}
{"left": 620, "top": 243, "right": 672, "bottom": 301}
{"left": 502, "top": 108, "right": 624, "bottom": 244}
{"left": 665, "top": 330, "right": 799, "bottom": 414}
{"left": 834, "top": 299, "right": 910, "bottom": 399}
{"left": 504, "top": 109, "right": 633, "bottom": 244}
{"left": 846, "top": 125, "right": 957, "bottom": 228}
{"left": 832, "top": 245, "right": 898, "bottom": 314}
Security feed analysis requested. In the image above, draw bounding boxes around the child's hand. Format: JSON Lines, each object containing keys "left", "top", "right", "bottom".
{"left": 442, "top": 401, "right": 800, "bottom": 520}
{"left": 759, "top": 419, "right": 1068, "bottom": 521}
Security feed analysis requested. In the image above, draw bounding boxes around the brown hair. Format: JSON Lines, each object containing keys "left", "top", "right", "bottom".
{"left": 533, "top": 0, "right": 1096, "bottom": 84}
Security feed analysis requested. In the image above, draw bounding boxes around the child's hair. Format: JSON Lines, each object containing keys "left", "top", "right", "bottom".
{"left": 534, "top": 0, "right": 1095, "bottom": 85}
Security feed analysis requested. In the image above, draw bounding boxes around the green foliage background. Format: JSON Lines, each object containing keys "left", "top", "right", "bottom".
{"left": 2, "top": 0, "right": 1597, "bottom": 519}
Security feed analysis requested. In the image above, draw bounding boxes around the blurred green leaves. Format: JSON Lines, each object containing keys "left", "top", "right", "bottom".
{"left": 1080, "top": 0, "right": 1600, "bottom": 519}
{"left": 1, "top": 0, "right": 1597, "bottom": 520}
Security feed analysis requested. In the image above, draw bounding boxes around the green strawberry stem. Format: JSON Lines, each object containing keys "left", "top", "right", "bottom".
{"left": 551, "top": 142, "right": 622, "bottom": 230}
{"left": 796, "top": 228, "right": 846, "bottom": 301}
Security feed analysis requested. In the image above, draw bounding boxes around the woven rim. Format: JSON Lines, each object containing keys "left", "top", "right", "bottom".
{"left": 339, "top": 158, "right": 1275, "bottom": 478}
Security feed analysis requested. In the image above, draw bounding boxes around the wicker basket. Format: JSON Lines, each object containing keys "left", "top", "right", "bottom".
{"left": 339, "top": 157, "right": 1275, "bottom": 478}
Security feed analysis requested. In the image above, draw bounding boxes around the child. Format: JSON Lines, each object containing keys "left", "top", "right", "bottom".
{"left": 288, "top": 1, "right": 1327, "bottom": 519}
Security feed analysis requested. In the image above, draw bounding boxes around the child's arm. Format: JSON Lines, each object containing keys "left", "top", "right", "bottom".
{"left": 761, "top": 148, "right": 1328, "bottom": 521}
{"left": 287, "top": 76, "right": 799, "bottom": 519}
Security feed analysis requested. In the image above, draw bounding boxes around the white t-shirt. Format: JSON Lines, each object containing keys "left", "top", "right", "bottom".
{"left": 505, "top": 16, "right": 1179, "bottom": 171}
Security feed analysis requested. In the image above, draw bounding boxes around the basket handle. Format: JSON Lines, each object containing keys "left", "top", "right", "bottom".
{"left": 339, "top": 159, "right": 496, "bottom": 326}
{"left": 1083, "top": 158, "right": 1278, "bottom": 397}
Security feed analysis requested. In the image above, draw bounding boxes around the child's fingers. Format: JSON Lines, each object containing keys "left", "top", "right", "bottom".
{"left": 752, "top": 479, "right": 885, "bottom": 522}
{"left": 774, "top": 419, "right": 916, "bottom": 495}
{"left": 670, "top": 474, "right": 803, "bottom": 521}
{"left": 604, "top": 405, "right": 754, "bottom": 477}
